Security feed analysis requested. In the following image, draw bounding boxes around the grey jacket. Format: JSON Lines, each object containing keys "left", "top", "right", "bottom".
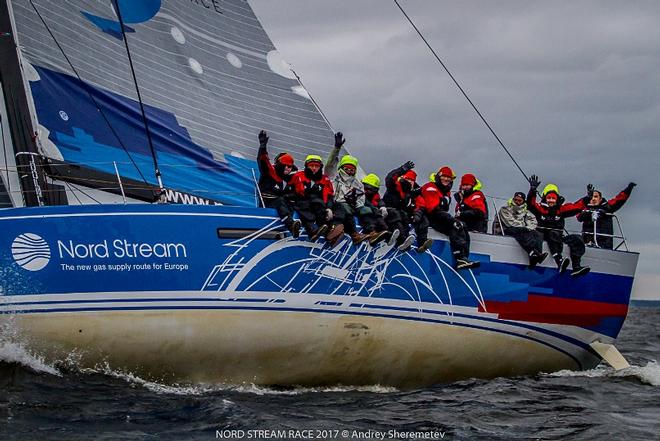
{"left": 325, "top": 148, "right": 365, "bottom": 209}
{"left": 492, "top": 200, "right": 538, "bottom": 235}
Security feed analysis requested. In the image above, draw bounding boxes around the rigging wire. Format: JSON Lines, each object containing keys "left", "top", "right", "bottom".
{"left": 112, "top": 0, "right": 163, "bottom": 191}
{"left": 290, "top": 68, "right": 335, "bottom": 132}
{"left": 392, "top": 0, "right": 530, "bottom": 182}
{"left": 28, "top": 0, "right": 151, "bottom": 187}
{"left": 0, "top": 111, "right": 10, "bottom": 194}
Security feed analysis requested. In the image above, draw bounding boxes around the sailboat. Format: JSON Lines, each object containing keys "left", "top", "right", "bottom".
{"left": 0, "top": 0, "right": 637, "bottom": 387}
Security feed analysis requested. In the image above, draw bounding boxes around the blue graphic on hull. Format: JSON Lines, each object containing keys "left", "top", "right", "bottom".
{"left": 0, "top": 204, "right": 636, "bottom": 338}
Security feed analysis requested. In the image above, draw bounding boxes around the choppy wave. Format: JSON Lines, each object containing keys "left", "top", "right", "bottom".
{"left": 547, "top": 360, "right": 660, "bottom": 386}
{"left": 0, "top": 340, "right": 60, "bottom": 376}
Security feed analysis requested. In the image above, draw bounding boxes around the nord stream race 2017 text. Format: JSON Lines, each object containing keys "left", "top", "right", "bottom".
{"left": 216, "top": 429, "right": 447, "bottom": 439}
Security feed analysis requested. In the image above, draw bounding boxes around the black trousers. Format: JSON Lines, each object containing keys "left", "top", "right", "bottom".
{"left": 294, "top": 198, "right": 328, "bottom": 236}
{"left": 385, "top": 208, "right": 410, "bottom": 245}
{"left": 504, "top": 226, "right": 543, "bottom": 254}
{"left": 332, "top": 202, "right": 358, "bottom": 235}
{"left": 413, "top": 213, "right": 430, "bottom": 246}
{"left": 263, "top": 195, "right": 294, "bottom": 229}
{"left": 542, "top": 229, "right": 585, "bottom": 259}
{"left": 358, "top": 208, "right": 389, "bottom": 234}
{"left": 428, "top": 211, "right": 470, "bottom": 259}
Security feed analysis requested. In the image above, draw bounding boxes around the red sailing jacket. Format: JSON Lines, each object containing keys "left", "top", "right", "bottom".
{"left": 415, "top": 182, "right": 451, "bottom": 214}
{"left": 290, "top": 170, "right": 334, "bottom": 206}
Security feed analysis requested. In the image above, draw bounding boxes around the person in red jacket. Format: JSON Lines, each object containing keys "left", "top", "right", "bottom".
{"left": 527, "top": 175, "right": 590, "bottom": 277}
{"left": 454, "top": 173, "right": 488, "bottom": 233}
{"left": 414, "top": 166, "right": 479, "bottom": 269}
{"left": 256, "top": 130, "right": 300, "bottom": 237}
{"left": 290, "top": 155, "right": 344, "bottom": 243}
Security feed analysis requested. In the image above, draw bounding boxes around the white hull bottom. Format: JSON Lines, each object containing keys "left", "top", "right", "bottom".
{"left": 3, "top": 310, "right": 589, "bottom": 388}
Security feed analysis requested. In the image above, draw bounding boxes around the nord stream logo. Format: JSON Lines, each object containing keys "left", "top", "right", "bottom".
{"left": 11, "top": 233, "right": 51, "bottom": 271}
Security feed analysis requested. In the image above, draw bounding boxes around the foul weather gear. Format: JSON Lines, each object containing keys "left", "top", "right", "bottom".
{"left": 577, "top": 183, "right": 634, "bottom": 249}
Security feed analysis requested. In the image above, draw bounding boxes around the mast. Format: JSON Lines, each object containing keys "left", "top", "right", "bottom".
{"left": 0, "top": 0, "right": 65, "bottom": 207}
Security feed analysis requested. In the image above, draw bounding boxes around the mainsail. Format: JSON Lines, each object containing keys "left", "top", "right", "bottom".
{"left": 1, "top": 0, "right": 335, "bottom": 206}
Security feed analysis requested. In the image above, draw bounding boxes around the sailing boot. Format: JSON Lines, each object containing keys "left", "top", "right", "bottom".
{"left": 398, "top": 235, "right": 415, "bottom": 252}
{"left": 570, "top": 255, "right": 591, "bottom": 278}
{"left": 309, "top": 224, "right": 329, "bottom": 241}
{"left": 387, "top": 229, "right": 400, "bottom": 247}
{"left": 290, "top": 219, "right": 302, "bottom": 239}
{"left": 455, "top": 258, "right": 481, "bottom": 270}
{"left": 369, "top": 230, "right": 390, "bottom": 246}
{"left": 528, "top": 250, "right": 548, "bottom": 268}
{"left": 416, "top": 238, "right": 433, "bottom": 254}
{"left": 350, "top": 231, "right": 369, "bottom": 245}
{"left": 553, "top": 253, "right": 570, "bottom": 273}
{"left": 325, "top": 224, "right": 344, "bottom": 243}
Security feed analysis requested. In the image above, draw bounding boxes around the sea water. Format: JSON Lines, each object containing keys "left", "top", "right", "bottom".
{"left": 1, "top": 307, "right": 658, "bottom": 440}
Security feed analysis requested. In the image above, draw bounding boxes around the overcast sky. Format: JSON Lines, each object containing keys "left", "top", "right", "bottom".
{"left": 250, "top": 0, "right": 660, "bottom": 299}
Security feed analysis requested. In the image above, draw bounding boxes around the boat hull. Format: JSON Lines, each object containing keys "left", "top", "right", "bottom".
{"left": 0, "top": 204, "right": 638, "bottom": 386}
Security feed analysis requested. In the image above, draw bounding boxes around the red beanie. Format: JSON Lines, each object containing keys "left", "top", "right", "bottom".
{"left": 402, "top": 170, "right": 417, "bottom": 181}
{"left": 275, "top": 153, "right": 294, "bottom": 166}
{"left": 460, "top": 173, "right": 477, "bottom": 187}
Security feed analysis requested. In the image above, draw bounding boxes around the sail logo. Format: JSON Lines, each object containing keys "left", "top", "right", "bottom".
{"left": 11, "top": 233, "right": 51, "bottom": 271}
{"left": 81, "top": 0, "right": 161, "bottom": 40}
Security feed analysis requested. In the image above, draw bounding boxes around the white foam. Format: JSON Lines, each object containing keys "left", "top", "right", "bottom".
{"left": 548, "top": 361, "right": 660, "bottom": 386}
{"left": 0, "top": 340, "right": 60, "bottom": 376}
{"left": 80, "top": 362, "right": 397, "bottom": 396}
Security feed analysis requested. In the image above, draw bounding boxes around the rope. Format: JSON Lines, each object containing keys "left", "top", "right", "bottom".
{"left": 112, "top": 0, "right": 163, "bottom": 190}
{"left": 392, "top": 0, "right": 530, "bottom": 182}
{"left": 28, "top": 0, "right": 150, "bottom": 186}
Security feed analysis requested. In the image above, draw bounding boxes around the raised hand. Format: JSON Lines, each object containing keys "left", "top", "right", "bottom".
{"left": 334, "top": 132, "right": 345, "bottom": 149}
{"left": 258, "top": 130, "right": 268, "bottom": 147}
{"left": 528, "top": 174, "right": 541, "bottom": 191}
{"left": 402, "top": 161, "right": 415, "bottom": 172}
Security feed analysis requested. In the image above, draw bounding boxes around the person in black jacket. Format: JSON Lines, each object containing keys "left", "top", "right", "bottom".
{"left": 257, "top": 130, "right": 300, "bottom": 237}
{"left": 577, "top": 183, "right": 635, "bottom": 249}
{"left": 383, "top": 161, "right": 419, "bottom": 251}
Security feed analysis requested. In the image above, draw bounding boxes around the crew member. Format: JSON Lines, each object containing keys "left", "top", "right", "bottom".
{"left": 454, "top": 173, "right": 488, "bottom": 233}
{"left": 290, "top": 154, "right": 344, "bottom": 243}
{"left": 577, "top": 182, "right": 636, "bottom": 249}
{"left": 493, "top": 191, "right": 547, "bottom": 267}
{"left": 256, "top": 130, "right": 300, "bottom": 237}
{"left": 358, "top": 173, "right": 395, "bottom": 245}
{"left": 527, "top": 175, "right": 590, "bottom": 277}
{"left": 325, "top": 132, "right": 368, "bottom": 245}
{"left": 414, "top": 166, "right": 479, "bottom": 269}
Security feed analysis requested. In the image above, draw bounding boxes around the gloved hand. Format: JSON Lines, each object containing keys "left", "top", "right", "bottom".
{"left": 587, "top": 183, "right": 594, "bottom": 198}
{"left": 379, "top": 206, "right": 388, "bottom": 218}
{"left": 258, "top": 130, "right": 268, "bottom": 147}
{"left": 453, "top": 192, "right": 463, "bottom": 203}
{"left": 625, "top": 182, "right": 637, "bottom": 194}
{"left": 334, "top": 132, "right": 345, "bottom": 149}
{"left": 529, "top": 174, "right": 541, "bottom": 192}
{"left": 401, "top": 161, "right": 415, "bottom": 172}
{"left": 439, "top": 196, "right": 451, "bottom": 211}
{"left": 325, "top": 208, "right": 333, "bottom": 221}
{"left": 453, "top": 220, "right": 463, "bottom": 230}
